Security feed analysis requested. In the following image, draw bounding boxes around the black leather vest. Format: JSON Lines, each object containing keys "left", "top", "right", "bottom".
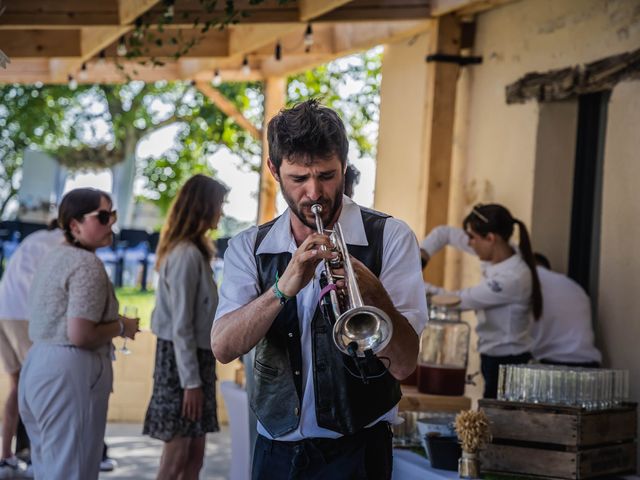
{"left": 250, "top": 207, "right": 401, "bottom": 438}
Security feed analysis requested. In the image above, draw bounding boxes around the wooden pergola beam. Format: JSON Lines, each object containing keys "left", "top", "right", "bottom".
{"left": 258, "top": 77, "right": 286, "bottom": 224}
{"left": 103, "top": 29, "right": 229, "bottom": 58}
{"left": 421, "top": 14, "right": 462, "bottom": 286}
{"left": 118, "top": 0, "right": 160, "bottom": 25}
{"left": 430, "top": 0, "right": 516, "bottom": 16}
{"left": 0, "top": 0, "right": 431, "bottom": 29}
{"left": 298, "top": 0, "right": 353, "bottom": 22}
{"left": 195, "top": 81, "right": 262, "bottom": 141}
{"left": 260, "top": 20, "right": 430, "bottom": 78}
{"left": 0, "top": 30, "right": 82, "bottom": 58}
{"left": 229, "top": 24, "right": 300, "bottom": 57}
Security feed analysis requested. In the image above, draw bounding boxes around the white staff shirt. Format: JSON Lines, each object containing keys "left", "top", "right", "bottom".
{"left": 530, "top": 267, "right": 601, "bottom": 364}
{"left": 214, "top": 196, "right": 428, "bottom": 441}
{"left": 420, "top": 226, "right": 533, "bottom": 356}
{"left": 0, "top": 229, "right": 65, "bottom": 321}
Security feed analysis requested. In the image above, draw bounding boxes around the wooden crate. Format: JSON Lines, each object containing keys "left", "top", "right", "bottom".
{"left": 478, "top": 399, "right": 638, "bottom": 479}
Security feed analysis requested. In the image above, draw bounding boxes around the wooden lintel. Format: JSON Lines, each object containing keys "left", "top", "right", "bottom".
{"left": 0, "top": 30, "right": 82, "bottom": 58}
{"left": 118, "top": 0, "right": 160, "bottom": 25}
{"left": 422, "top": 14, "right": 462, "bottom": 286}
{"left": 298, "top": 0, "right": 353, "bottom": 22}
{"left": 195, "top": 81, "right": 262, "bottom": 141}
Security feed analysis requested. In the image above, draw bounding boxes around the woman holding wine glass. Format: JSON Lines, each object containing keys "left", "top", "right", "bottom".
{"left": 18, "top": 188, "right": 139, "bottom": 480}
{"left": 143, "top": 174, "right": 228, "bottom": 480}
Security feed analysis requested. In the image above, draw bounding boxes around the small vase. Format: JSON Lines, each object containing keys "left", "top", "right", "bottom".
{"left": 458, "top": 451, "right": 480, "bottom": 479}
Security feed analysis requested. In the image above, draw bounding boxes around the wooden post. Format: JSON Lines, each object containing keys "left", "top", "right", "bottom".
{"left": 422, "top": 14, "right": 461, "bottom": 285}
{"left": 257, "top": 76, "right": 286, "bottom": 224}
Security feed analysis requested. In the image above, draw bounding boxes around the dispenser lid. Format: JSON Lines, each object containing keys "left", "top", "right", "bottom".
{"left": 430, "top": 294, "right": 461, "bottom": 307}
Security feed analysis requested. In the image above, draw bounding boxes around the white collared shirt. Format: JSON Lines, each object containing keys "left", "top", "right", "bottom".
{"left": 530, "top": 267, "right": 601, "bottom": 364}
{"left": 421, "top": 226, "right": 533, "bottom": 356}
{"left": 214, "top": 196, "right": 427, "bottom": 440}
{"left": 0, "top": 229, "right": 65, "bottom": 321}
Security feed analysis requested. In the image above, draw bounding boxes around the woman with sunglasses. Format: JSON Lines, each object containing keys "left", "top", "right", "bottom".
{"left": 420, "top": 203, "right": 542, "bottom": 399}
{"left": 143, "top": 174, "right": 228, "bottom": 480}
{"left": 18, "top": 188, "right": 139, "bottom": 479}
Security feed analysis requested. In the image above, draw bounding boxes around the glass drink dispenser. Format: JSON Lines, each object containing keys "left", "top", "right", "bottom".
{"left": 418, "top": 295, "right": 470, "bottom": 396}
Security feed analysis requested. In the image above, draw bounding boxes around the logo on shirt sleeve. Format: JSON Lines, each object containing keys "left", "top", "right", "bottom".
{"left": 487, "top": 279, "right": 503, "bottom": 292}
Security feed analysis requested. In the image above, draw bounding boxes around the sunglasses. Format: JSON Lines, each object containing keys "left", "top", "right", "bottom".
{"left": 85, "top": 209, "right": 117, "bottom": 225}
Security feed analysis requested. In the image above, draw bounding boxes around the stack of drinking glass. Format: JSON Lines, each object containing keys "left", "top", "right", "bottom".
{"left": 497, "top": 364, "right": 629, "bottom": 410}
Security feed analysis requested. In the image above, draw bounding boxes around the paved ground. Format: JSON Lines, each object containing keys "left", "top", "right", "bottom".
{"left": 1, "top": 423, "right": 231, "bottom": 480}
{"left": 100, "top": 424, "right": 231, "bottom": 480}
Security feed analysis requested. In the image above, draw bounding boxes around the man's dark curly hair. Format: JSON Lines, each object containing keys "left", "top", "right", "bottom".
{"left": 267, "top": 99, "right": 349, "bottom": 172}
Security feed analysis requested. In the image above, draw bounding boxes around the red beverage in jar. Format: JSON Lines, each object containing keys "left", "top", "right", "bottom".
{"left": 400, "top": 367, "right": 418, "bottom": 386}
{"left": 417, "top": 365, "right": 466, "bottom": 396}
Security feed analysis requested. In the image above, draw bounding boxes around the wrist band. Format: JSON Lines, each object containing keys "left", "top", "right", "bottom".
{"left": 273, "top": 272, "right": 292, "bottom": 305}
{"left": 118, "top": 319, "right": 125, "bottom": 337}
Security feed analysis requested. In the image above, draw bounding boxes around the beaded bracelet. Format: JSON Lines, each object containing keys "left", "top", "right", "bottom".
{"left": 273, "top": 272, "right": 292, "bottom": 305}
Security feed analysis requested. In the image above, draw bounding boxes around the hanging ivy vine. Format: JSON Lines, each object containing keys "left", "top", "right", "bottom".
{"left": 116, "top": 0, "right": 293, "bottom": 75}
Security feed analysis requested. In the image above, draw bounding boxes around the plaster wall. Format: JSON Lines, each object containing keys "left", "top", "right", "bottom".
{"left": 597, "top": 80, "right": 640, "bottom": 409}
{"left": 436, "top": 0, "right": 640, "bottom": 400}
{"left": 375, "top": 30, "right": 431, "bottom": 234}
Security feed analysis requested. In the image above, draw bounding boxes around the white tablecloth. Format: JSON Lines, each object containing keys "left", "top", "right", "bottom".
{"left": 392, "top": 449, "right": 459, "bottom": 480}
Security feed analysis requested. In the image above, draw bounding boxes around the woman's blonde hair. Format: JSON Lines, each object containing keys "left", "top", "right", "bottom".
{"left": 155, "top": 174, "right": 228, "bottom": 269}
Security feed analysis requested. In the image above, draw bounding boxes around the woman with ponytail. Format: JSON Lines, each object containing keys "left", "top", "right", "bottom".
{"left": 420, "top": 203, "right": 542, "bottom": 399}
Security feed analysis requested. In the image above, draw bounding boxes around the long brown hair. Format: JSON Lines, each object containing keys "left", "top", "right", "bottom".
{"left": 463, "top": 203, "right": 543, "bottom": 320}
{"left": 155, "top": 174, "right": 228, "bottom": 270}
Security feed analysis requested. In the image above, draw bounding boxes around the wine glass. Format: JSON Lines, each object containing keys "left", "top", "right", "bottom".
{"left": 119, "top": 305, "right": 137, "bottom": 355}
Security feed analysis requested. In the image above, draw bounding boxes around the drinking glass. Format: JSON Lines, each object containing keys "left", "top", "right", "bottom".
{"left": 119, "top": 305, "right": 137, "bottom": 355}
{"left": 497, "top": 365, "right": 507, "bottom": 401}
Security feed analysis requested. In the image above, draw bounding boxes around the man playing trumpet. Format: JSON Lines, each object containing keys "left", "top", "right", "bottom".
{"left": 211, "top": 100, "right": 426, "bottom": 479}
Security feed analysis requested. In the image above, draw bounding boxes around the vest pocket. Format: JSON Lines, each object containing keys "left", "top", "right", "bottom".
{"left": 254, "top": 359, "right": 278, "bottom": 378}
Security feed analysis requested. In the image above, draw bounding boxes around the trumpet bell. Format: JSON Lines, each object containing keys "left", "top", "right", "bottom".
{"left": 333, "top": 305, "right": 393, "bottom": 357}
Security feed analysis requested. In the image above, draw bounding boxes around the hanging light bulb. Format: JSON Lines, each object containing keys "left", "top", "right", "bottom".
{"left": 164, "top": 0, "right": 175, "bottom": 18}
{"left": 97, "top": 49, "right": 106, "bottom": 66}
{"left": 241, "top": 56, "right": 251, "bottom": 76}
{"left": 68, "top": 74, "right": 78, "bottom": 91}
{"left": 133, "top": 17, "right": 143, "bottom": 39}
{"left": 275, "top": 41, "right": 282, "bottom": 61}
{"left": 213, "top": 69, "right": 222, "bottom": 86}
{"left": 304, "top": 23, "right": 314, "bottom": 52}
{"left": 117, "top": 37, "right": 127, "bottom": 57}
{"left": 78, "top": 63, "right": 88, "bottom": 81}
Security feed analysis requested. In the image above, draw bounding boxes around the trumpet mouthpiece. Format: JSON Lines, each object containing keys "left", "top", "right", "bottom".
{"left": 311, "top": 204, "right": 323, "bottom": 214}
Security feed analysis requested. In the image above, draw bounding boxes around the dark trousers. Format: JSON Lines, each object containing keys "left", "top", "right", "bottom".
{"left": 481, "top": 352, "right": 532, "bottom": 399}
{"left": 252, "top": 421, "right": 393, "bottom": 480}
{"left": 540, "top": 359, "right": 600, "bottom": 368}
{"left": 16, "top": 416, "right": 30, "bottom": 458}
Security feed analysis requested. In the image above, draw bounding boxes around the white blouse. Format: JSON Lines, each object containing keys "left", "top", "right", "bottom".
{"left": 421, "top": 226, "right": 533, "bottom": 356}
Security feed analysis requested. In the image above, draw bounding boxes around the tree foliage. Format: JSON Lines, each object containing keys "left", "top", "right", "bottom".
{"left": 0, "top": 49, "right": 383, "bottom": 219}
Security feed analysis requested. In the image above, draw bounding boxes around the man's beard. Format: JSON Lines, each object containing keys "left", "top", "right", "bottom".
{"left": 283, "top": 182, "right": 344, "bottom": 231}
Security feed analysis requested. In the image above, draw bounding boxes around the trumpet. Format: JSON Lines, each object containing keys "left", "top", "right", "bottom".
{"left": 311, "top": 203, "right": 393, "bottom": 359}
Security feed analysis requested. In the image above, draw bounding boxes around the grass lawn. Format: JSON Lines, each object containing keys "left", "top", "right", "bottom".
{"left": 115, "top": 287, "right": 156, "bottom": 330}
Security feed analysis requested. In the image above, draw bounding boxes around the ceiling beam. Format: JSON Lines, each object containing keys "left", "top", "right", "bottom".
{"left": 229, "top": 23, "right": 300, "bottom": 57}
{"left": 260, "top": 20, "right": 430, "bottom": 78}
{"left": 0, "top": 30, "right": 82, "bottom": 58}
{"left": 0, "top": 0, "right": 119, "bottom": 28}
{"left": 195, "top": 81, "right": 262, "bottom": 141}
{"left": 430, "top": 0, "right": 516, "bottom": 16}
{"left": 298, "top": 0, "right": 353, "bottom": 22}
{"left": 103, "top": 29, "right": 229, "bottom": 58}
{"left": 118, "top": 0, "right": 160, "bottom": 25}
